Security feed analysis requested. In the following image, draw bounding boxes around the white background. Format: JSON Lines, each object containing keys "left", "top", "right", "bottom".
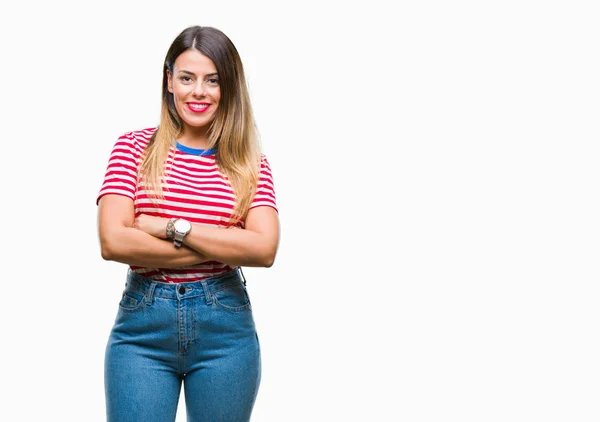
{"left": 1, "top": 1, "right": 599, "bottom": 421}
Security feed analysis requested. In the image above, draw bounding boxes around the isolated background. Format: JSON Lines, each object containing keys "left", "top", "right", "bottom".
{"left": 1, "top": 0, "right": 598, "bottom": 421}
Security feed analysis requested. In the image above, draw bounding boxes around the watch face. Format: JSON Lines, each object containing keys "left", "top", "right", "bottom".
{"left": 174, "top": 219, "right": 191, "bottom": 233}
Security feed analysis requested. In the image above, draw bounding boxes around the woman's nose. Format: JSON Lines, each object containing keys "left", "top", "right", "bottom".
{"left": 192, "top": 82, "right": 206, "bottom": 97}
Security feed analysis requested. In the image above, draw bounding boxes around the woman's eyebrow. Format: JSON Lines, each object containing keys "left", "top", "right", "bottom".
{"left": 178, "top": 70, "right": 218, "bottom": 77}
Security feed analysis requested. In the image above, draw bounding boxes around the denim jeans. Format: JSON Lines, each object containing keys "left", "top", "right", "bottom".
{"left": 105, "top": 268, "right": 261, "bottom": 422}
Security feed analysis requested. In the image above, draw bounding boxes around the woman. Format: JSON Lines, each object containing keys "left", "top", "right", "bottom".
{"left": 97, "top": 25, "right": 279, "bottom": 422}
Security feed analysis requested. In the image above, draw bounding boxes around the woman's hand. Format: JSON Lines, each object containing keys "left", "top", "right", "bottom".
{"left": 133, "top": 214, "right": 169, "bottom": 239}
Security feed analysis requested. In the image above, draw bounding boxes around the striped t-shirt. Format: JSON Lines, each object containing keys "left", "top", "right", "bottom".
{"left": 96, "top": 127, "right": 278, "bottom": 283}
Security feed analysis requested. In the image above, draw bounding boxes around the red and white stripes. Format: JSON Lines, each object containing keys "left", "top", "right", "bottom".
{"left": 97, "top": 127, "right": 277, "bottom": 283}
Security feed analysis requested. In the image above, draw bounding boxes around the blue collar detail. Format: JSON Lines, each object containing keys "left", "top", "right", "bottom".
{"left": 176, "top": 142, "right": 216, "bottom": 156}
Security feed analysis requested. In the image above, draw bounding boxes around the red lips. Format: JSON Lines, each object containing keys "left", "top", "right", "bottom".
{"left": 187, "top": 102, "right": 210, "bottom": 113}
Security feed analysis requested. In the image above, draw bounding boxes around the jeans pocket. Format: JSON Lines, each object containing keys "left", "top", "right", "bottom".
{"left": 212, "top": 282, "right": 252, "bottom": 312}
{"left": 118, "top": 284, "right": 146, "bottom": 312}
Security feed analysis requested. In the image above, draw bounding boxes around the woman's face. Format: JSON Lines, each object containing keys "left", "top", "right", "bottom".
{"left": 167, "top": 50, "right": 221, "bottom": 133}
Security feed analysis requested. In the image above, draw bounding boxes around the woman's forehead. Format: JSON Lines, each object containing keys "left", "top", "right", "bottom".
{"left": 174, "top": 50, "right": 217, "bottom": 73}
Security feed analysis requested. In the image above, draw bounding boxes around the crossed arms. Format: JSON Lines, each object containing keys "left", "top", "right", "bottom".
{"left": 97, "top": 194, "right": 280, "bottom": 268}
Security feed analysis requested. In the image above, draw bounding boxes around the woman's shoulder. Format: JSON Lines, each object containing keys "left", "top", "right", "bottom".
{"left": 258, "top": 152, "right": 273, "bottom": 168}
{"left": 118, "top": 127, "right": 157, "bottom": 145}
{"left": 113, "top": 127, "right": 157, "bottom": 152}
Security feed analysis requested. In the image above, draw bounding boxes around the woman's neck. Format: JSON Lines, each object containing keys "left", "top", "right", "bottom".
{"left": 178, "top": 126, "right": 210, "bottom": 149}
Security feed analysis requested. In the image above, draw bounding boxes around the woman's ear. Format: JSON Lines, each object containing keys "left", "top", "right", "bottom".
{"left": 167, "top": 70, "right": 173, "bottom": 94}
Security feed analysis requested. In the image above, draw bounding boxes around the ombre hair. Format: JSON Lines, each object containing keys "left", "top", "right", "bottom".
{"left": 140, "top": 26, "right": 261, "bottom": 226}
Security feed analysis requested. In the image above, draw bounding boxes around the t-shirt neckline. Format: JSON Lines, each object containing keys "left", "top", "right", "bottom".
{"left": 176, "top": 142, "right": 215, "bottom": 156}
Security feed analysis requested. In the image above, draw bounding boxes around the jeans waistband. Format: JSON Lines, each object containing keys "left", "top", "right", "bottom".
{"left": 126, "top": 267, "right": 247, "bottom": 301}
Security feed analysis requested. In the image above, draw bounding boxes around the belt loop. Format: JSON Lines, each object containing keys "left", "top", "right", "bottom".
{"left": 201, "top": 280, "right": 213, "bottom": 305}
{"left": 145, "top": 282, "right": 157, "bottom": 305}
{"left": 238, "top": 267, "right": 247, "bottom": 286}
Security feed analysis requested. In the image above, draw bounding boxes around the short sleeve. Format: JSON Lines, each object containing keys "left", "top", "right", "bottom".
{"left": 96, "top": 133, "right": 143, "bottom": 205}
{"left": 249, "top": 154, "right": 278, "bottom": 213}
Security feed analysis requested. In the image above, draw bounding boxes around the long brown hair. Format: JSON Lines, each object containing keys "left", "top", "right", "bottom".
{"left": 140, "top": 26, "right": 261, "bottom": 226}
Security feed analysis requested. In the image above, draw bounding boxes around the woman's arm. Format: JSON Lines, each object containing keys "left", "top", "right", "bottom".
{"left": 134, "top": 206, "right": 280, "bottom": 268}
{"left": 98, "top": 194, "right": 210, "bottom": 268}
{"left": 185, "top": 206, "right": 280, "bottom": 267}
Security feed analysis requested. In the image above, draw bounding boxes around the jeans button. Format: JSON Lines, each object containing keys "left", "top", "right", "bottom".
{"left": 178, "top": 286, "right": 185, "bottom": 294}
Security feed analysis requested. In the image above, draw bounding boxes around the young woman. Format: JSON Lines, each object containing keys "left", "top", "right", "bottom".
{"left": 97, "top": 25, "right": 279, "bottom": 421}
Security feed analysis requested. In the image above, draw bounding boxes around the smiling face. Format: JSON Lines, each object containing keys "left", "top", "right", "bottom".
{"left": 167, "top": 49, "right": 221, "bottom": 138}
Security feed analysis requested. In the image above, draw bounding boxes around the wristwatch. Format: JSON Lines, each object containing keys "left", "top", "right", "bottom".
{"left": 172, "top": 218, "right": 192, "bottom": 248}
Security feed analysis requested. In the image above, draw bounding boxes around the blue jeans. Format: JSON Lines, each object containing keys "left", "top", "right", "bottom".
{"left": 105, "top": 268, "right": 261, "bottom": 421}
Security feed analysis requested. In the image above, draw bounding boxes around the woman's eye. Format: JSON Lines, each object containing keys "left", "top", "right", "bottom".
{"left": 179, "top": 76, "right": 192, "bottom": 82}
{"left": 208, "top": 78, "right": 220, "bottom": 85}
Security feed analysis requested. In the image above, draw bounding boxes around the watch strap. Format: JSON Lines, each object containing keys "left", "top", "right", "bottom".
{"left": 173, "top": 231, "right": 185, "bottom": 248}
